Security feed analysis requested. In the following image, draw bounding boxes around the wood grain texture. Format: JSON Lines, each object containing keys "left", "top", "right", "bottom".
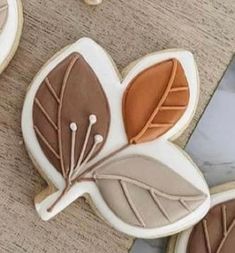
{"left": 0, "top": 0, "right": 234, "bottom": 252}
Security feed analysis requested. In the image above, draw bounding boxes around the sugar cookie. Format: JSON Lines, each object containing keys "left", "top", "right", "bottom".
{"left": 168, "top": 182, "right": 235, "bottom": 252}
{"left": 22, "top": 38, "right": 210, "bottom": 238}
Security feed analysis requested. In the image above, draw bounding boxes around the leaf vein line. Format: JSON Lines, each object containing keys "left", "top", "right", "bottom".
{"left": 34, "top": 126, "right": 60, "bottom": 159}
{"left": 203, "top": 219, "right": 212, "bottom": 253}
{"left": 160, "top": 105, "right": 187, "bottom": 111}
{"left": 150, "top": 189, "right": 171, "bottom": 222}
{"left": 45, "top": 78, "right": 60, "bottom": 104}
{"left": 222, "top": 205, "right": 227, "bottom": 236}
{"left": 120, "top": 180, "right": 145, "bottom": 227}
{"left": 95, "top": 174, "right": 205, "bottom": 201}
{"left": 169, "top": 86, "right": 188, "bottom": 92}
{"left": 149, "top": 123, "right": 174, "bottom": 128}
{"left": 179, "top": 199, "right": 191, "bottom": 212}
{"left": 35, "top": 98, "right": 58, "bottom": 130}
{"left": 216, "top": 219, "right": 235, "bottom": 253}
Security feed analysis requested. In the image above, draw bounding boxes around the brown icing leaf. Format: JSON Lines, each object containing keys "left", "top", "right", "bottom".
{"left": 94, "top": 155, "right": 206, "bottom": 228}
{"left": 187, "top": 199, "right": 235, "bottom": 253}
{"left": 33, "top": 53, "right": 110, "bottom": 178}
{"left": 123, "top": 59, "right": 189, "bottom": 144}
{"left": 0, "top": 0, "right": 8, "bottom": 31}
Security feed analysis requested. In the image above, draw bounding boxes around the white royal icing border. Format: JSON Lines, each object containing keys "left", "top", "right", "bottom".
{"left": 173, "top": 186, "right": 235, "bottom": 252}
{"left": 22, "top": 38, "right": 210, "bottom": 238}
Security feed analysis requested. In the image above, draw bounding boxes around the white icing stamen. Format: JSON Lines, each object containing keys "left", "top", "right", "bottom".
{"left": 80, "top": 134, "right": 104, "bottom": 167}
{"left": 68, "top": 122, "right": 78, "bottom": 181}
{"left": 89, "top": 114, "right": 97, "bottom": 124}
{"left": 71, "top": 134, "right": 103, "bottom": 181}
{"left": 94, "top": 134, "right": 103, "bottom": 144}
{"left": 70, "top": 122, "right": 78, "bottom": 132}
{"left": 75, "top": 114, "right": 97, "bottom": 169}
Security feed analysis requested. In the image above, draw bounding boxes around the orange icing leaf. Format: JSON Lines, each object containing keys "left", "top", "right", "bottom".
{"left": 123, "top": 59, "right": 190, "bottom": 144}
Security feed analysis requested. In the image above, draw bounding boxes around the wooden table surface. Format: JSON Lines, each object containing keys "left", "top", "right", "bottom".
{"left": 0, "top": 0, "right": 234, "bottom": 252}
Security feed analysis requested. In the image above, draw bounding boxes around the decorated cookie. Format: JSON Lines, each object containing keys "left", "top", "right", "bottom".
{"left": 21, "top": 38, "right": 210, "bottom": 238}
{"left": 84, "top": 0, "right": 102, "bottom": 5}
{"left": 0, "top": 0, "right": 23, "bottom": 74}
{"left": 167, "top": 182, "right": 235, "bottom": 253}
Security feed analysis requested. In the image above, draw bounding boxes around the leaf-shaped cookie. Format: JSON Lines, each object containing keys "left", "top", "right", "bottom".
{"left": 123, "top": 59, "right": 189, "bottom": 144}
{"left": 0, "top": 0, "right": 8, "bottom": 32}
{"left": 187, "top": 199, "right": 235, "bottom": 253}
{"left": 22, "top": 38, "right": 209, "bottom": 238}
{"left": 33, "top": 53, "right": 110, "bottom": 178}
{"left": 94, "top": 155, "right": 206, "bottom": 228}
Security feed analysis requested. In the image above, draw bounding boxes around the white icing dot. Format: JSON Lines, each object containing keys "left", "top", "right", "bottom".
{"left": 95, "top": 134, "right": 103, "bottom": 143}
{"left": 70, "top": 122, "right": 77, "bottom": 131}
{"left": 89, "top": 114, "right": 97, "bottom": 124}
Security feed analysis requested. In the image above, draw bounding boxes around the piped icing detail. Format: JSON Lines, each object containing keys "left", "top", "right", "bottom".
{"left": 47, "top": 117, "right": 104, "bottom": 212}
{"left": 32, "top": 54, "right": 202, "bottom": 218}
{"left": 123, "top": 59, "right": 189, "bottom": 144}
{"left": 68, "top": 116, "right": 104, "bottom": 181}
{"left": 27, "top": 42, "right": 207, "bottom": 236}
{"left": 187, "top": 200, "right": 235, "bottom": 253}
{"left": 0, "top": 0, "right": 8, "bottom": 32}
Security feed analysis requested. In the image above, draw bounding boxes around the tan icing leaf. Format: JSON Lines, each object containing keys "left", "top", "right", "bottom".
{"left": 0, "top": 0, "right": 8, "bottom": 31}
{"left": 123, "top": 59, "right": 189, "bottom": 144}
{"left": 33, "top": 53, "right": 110, "bottom": 178}
{"left": 187, "top": 200, "right": 235, "bottom": 253}
{"left": 94, "top": 155, "right": 206, "bottom": 228}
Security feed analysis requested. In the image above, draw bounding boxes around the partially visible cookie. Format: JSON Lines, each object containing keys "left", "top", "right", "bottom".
{"left": 84, "top": 0, "right": 102, "bottom": 5}
{"left": 0, "top": 0, "right": 8, "bottom": 32}
{"left": 168, "top": 182, "right": 235, "bottom": 253}
{"left": 0, "top": 0, "right": 23, "bottom": 74}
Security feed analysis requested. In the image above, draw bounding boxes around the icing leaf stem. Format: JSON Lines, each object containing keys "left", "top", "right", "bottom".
{"left": 77, "top": 143, "right": 130, "bottom": 179}
{"left": 47, "top": 113, "right": 204, "bottom": 214}
{"left": 47, "top": 182, "right": 70, "bottom": 213}
{"left": 47, "top": 118, "right": 129, "bottom": 212}
{"left": 47, "top": 143, "right": 129, "bottom": 212}
{"left": 94, "top": 174, "right": 205, "bottom": 201}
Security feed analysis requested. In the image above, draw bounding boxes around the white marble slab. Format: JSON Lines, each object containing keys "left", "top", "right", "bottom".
{"left": 130, "top": 239, "right": 167, "bottom": 253}
{"left": 186, "top": 56, "right": 235, "bottom": 187}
